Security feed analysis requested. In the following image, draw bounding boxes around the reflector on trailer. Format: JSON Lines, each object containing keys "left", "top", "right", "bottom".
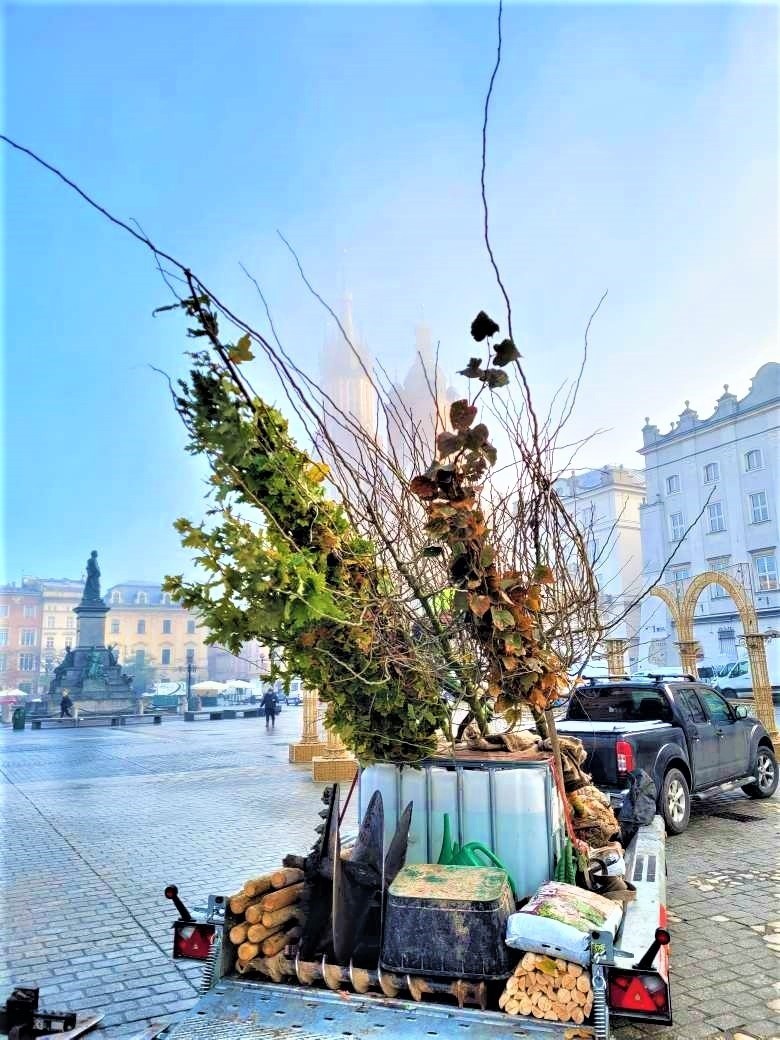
{"left": 173, "top": 921, "right": 216, "bottom": 961}
{"left": 609, "top": 969, "right": 671, "bottom": 1022}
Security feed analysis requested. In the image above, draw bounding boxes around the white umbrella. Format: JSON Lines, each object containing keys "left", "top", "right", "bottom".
{"left": 0, "top": 688, "right": 27, "bottom": 699}
{"left": 191, "top": 680, "right": 226, "bottom": 692}
{"left": 231, "top": 680, "right": 252, "bottom": 689}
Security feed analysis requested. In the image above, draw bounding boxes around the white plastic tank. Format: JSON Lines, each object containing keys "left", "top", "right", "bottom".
{"left": 358, "top": 758, "right": 563, "bottom": 901}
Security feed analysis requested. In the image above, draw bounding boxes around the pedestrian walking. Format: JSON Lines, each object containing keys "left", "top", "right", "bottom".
{"left": 60, "top": 693, "right": 74, "bottom": 719}
{"left": 261, "top": 689, "right": 277, "bottom": 730}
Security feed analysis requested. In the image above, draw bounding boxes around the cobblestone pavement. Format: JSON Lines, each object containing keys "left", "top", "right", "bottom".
{"left": 1, "top": 713, "right": 778, "bottom": 1039}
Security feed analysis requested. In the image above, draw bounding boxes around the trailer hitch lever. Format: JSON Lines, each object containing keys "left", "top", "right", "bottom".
{"left": 164, "top": 884, "right": 194, "bottom": 923}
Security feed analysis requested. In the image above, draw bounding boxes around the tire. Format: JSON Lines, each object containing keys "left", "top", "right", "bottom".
{"left": 742, "top": 746, "right": 779, "bottom": 799}
{"left": 661, "top": 768, "right": 691, "bottom": 834}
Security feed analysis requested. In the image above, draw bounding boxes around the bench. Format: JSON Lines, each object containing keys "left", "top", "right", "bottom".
{"left": 30, "top": 714, "right": 162, "bottom": 730}
{"left": 184, "top": 708, "right": 262, "bottom": 722}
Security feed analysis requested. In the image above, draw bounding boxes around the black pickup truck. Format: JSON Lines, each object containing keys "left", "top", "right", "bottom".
{"left": 557, "top": 676, "right": 778, "bottom": 833}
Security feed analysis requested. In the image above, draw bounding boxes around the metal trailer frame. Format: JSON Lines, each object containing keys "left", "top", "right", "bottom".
{"left": 150, "top": 818, "right": 670, "bottom": 1040}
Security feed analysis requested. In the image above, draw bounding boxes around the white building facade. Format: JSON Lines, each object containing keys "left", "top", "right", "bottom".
{"left": 637, "top": 363, "right": 779, "bottom": 673}
{"left": 556, "top": 466, "right": 646, "bottom": 671}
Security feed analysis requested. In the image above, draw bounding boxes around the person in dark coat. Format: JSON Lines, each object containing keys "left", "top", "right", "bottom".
{"left": 261, "top": 689, "right": 277, "bottom": 729}
{"left": 60, "top": 693, "right": 74, "bottom": 719}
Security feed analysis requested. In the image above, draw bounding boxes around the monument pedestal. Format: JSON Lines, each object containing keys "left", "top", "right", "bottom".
{"left": 48, "top": 569, "right": 136, "bottom": 715}
{"left": 74, "top": 602, "right": 110, "bottom": 648}
{"left": 311, "top": 725, "right": 358, "bottom": 783}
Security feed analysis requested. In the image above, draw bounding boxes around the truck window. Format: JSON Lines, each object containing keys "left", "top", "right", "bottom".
{"left": 676, "top": 689, "right": 707, "bottom": 724}
{"left": 698, "top": 688, "right": 733, "bottom": 724}
{"left": 568, "top": 685, "right": 673, "bottom": 723}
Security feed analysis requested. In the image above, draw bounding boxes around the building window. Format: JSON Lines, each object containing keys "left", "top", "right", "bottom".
{"left": 45, "top": 637, "right": 54, "bottom": 649}
{"left": 162, "top": 619, "right": 172, "bottom": 634}
{"left": 162, "top": 592, "right": 172, "bottom": 605}
{"left": 137, "top": 620, "right": 146, "bottom": 635}
{"left": 20, "top": 630, "right": 36, "bottom": 647}
{"left": 187, "top": 620, "right": 196, "bottom": 635}
{"left": 708, "top": 557, "right": 730, "bottom": 599}
{"left": 0, "top": 630, "right": 7, "bottom": 646}
{"left": 19, "top": 653, "right": 36, "bottom": 672}
{"left": 669, "top": 512, "right": 685, "bottom": 542}
{"left": 111, "top": 590, "right": 122, "bottom": 605}
{"left": 0, "top": 654, "right": 6, "bottom": 672}
{"left": 707, "top": 502, "right": 725, "bottom": 533}
{"left": 66, "top": 617, "right": 74, "bottom": 629}
{"left": 0, "top": 606, "right": 8, "bottom": 618}
{"left": 161, "top": 648, "right": 172, "bottom": 666}
{"left": 703, "top": 462, "right": 719, "bottom": 484}
{"left": 136, "top": 591, "right": 147, "bottom": 605}
{"left": 134, "top": 649, "right": 146, "bottom": 668}
{"left": 47, "top": 616, "right": 55, "bottom": 628}
{"left": 110, "top": 620, "right": 120, "bottom": 634}
{"left": 23, "top": 604, "right": 37, "bottom": 618}
{"left": 717, "top": 627, "right": 736, "bottom": 656}
{"left": 745, "top": 448, "right": 763, "bottom": 472}
{"left": 185, "top": 646, "right": 195, "bottom": 663}
{"left": 668, "top": 565, "right": 690, "bottom": 585}
{"left": 749, "top": 491, "right": 769, "bottom": 524}
{"left": 666, "top": 474, "right": 680, "bottom": 495}
{"left": 753, "top": 552, "right": 778, "bottom": 592}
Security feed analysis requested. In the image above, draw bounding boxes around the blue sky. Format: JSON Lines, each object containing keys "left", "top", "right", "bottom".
{"left": 2, "top": 2, "right": 777, "bottom": 586}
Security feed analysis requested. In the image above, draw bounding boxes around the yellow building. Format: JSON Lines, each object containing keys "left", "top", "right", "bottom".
{"left": 104, "top": 582, "right": 209, "bottom": 683}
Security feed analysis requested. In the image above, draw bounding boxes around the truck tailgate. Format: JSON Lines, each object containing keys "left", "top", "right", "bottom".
{"left": 555, "top": 721, "right": 673, "bottom": 788}
{"left": 160, "top": 978, "right": 591, "bottom": 1038}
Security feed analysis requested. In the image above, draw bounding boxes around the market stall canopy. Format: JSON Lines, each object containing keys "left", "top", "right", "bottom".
{"left": 191, "top": 680, "right": 227, "bottom": 692}
{"left": 230, "top": 680, "right": 252, "bottom": 689}
{"left": 0, "top": 689, "right": 27, "bottom": 702}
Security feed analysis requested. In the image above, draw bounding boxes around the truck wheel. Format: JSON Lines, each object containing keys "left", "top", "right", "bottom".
{"left": 742, "top": 747, "right": 778, "bottom": 799}
{"left": 661, "top": 769, "right": 690, "bottom": 834}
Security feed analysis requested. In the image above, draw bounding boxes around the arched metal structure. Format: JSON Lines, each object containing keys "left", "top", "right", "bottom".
{"left": 641, "top": 571, "right": 777, "bottom": 745}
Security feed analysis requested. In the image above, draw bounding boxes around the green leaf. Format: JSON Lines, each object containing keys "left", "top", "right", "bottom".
{"left": 490, "top": 608, "right": 515, "bottom": 631}
{"left": 493, "top": 338, "right": 521, "bottom": 366}
{"left": 480, "top": 545, "right": 495, "bottom": 568}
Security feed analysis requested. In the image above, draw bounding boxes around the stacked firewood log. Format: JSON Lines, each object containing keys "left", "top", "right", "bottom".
{"left": 227, "top": 867, "right": 305, "bottom": 971}
{"left": 499, "top": 952, "right": 593, "bottom": 1024}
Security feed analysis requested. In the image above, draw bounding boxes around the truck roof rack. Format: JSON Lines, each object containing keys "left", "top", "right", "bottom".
{"left": 583, "top": 674, "right": 631, "bottom": 684}
{"left": 636, "top": 672, "right": 696, "bottom": 683}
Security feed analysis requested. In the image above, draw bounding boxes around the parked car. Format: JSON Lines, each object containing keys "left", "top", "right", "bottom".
{"left": 696, "top": 661, "right": 734, "bottom": 682}
{"left": 714, "top": 650, "right": 780, "bottom": 698}
{"left": 557, "top": 675, "right": 778, "bottom": 834}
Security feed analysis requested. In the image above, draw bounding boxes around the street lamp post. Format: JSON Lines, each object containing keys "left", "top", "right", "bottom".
{"left": 186, "top": 649, "right": 198, "bottom": 710}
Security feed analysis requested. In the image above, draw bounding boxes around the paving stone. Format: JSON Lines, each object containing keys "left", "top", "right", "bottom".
{"left": 1, "top": 714, "right": 777, "bottom": 1040}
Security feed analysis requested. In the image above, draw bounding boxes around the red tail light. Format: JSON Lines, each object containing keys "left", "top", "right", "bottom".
{"left": 173, "top": 922, "right": 216, "bottom": 961}
{"left": 616, "top": 740, "right": 634, "bottom": 775}
{"left": 609, "top": 970, "right": 669, "bottom": 1018}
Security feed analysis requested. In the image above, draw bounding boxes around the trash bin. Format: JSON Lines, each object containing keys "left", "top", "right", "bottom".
{"left": 12, "top": 706, "right": 26, "bottom": 731}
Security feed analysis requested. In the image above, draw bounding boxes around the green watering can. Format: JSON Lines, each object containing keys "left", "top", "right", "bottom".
{"left": 437, "top": 813, "right": 518, "bottom": 898}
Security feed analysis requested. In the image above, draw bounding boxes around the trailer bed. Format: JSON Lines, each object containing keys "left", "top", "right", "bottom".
{"left": 160, "top": 978, "right": 590, "bottom": 1038}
